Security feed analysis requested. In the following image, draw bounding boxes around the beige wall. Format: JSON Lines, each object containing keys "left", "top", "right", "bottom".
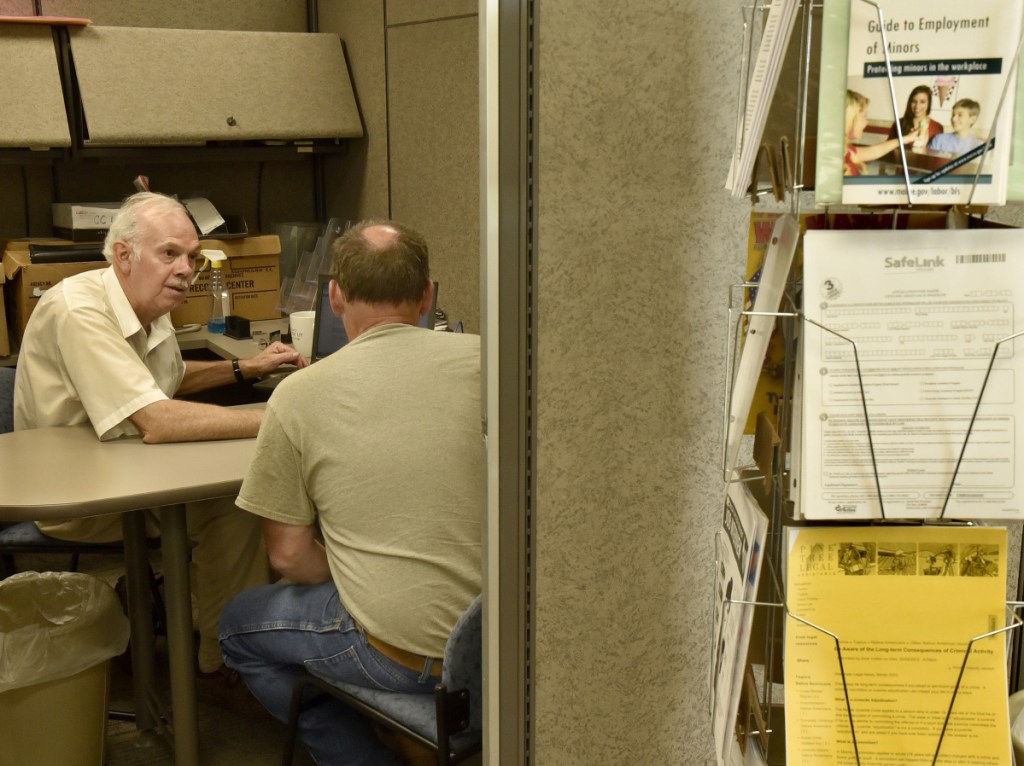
{"left": 0, "top": 0, "right": 35, "bottom": 14}
{"left": 532, "top": 1, "right": 749, "bottom": 762}
{"left": 320, "top": 0, "right": 391, "bottom": 221}
{"left": 387, "top": 0, "right": 476, "bottom": 25}
{"left": 388, "top": 15, "right": 480, "bottom": 334}
{"left": 320, "top": 3, "right": 481, "bottom": 333}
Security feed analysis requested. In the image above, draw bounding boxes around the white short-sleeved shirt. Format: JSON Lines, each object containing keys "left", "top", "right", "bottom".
{"left": 14, "top": 267, "right": 184, "bottom": 440}
{"left": 237, "top": 324, "right": 483, "bottom": 658}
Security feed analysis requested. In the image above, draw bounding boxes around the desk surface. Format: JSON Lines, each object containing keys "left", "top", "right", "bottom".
{"left": 175, "top": 318, "right": 289, "bottom": 360}
{"left": 0, "top": 425, "right": 256, "bottom": 520}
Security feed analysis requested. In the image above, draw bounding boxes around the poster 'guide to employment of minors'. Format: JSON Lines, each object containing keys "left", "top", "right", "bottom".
{"left": 842, "top": 0, "right": 1023, "bottom": 205}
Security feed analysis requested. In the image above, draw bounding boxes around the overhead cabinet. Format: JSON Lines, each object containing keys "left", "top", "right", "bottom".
{"left": 0, "top": 25, "right": 71, "bottom": 149}
{"left": 69, "top": 26, "right": 363, "bottom": 146}
{"left": 0, "top": 23, "right": 363, "bottom": 150}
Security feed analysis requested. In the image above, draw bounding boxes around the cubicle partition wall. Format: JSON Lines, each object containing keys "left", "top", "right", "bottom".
{"left": 0, "top": 0, "right": 483, "bottom": 334}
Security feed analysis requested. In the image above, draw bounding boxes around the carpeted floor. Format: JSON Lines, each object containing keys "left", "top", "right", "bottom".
{"left": 104, "top": 640, "right": 313, "bottom": 766}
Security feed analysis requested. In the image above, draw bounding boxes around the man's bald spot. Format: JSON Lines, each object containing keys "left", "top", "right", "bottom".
{"left": 361, "top": 224, "right": 400, "bottom": 250}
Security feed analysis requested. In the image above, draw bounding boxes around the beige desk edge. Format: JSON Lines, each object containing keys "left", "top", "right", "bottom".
{"left": 0, "top": 426, "right": 256, "bottom": 521}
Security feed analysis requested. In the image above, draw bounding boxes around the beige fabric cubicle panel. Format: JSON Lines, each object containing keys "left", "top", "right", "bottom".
{"left": 386, "top": 0, "right": 477, "bottom": 25}
{"left": 69, "top": 25, "right": 363, "bottom": 145}
{"left": 387, "top": 14, "right": 480, "bottom": 333}
{"left": 0, "top": 25, "right": 71, "bottom": 148}
{"left": 319, "top": 0, "right": 391, "bottom": 221}
{"left": 41, "top": 0, "right": 307, "bottom": 31}
{"left": 0, "top": 0, "right": 33, "bottom": 15}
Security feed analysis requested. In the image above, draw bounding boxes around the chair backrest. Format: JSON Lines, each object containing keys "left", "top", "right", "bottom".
{"left": 0, "top": 367, "right": 15, "bottom": 435}
{"left": 441, "top": 594, "right": 483, "bottom": 733}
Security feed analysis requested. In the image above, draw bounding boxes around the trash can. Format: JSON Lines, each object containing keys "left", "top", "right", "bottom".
{"left": 0, "top": 571, "right": 130, "bottom": 766}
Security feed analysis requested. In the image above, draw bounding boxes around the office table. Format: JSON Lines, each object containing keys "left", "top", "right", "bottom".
{"left": 0, "top": 425, "right": 257, "bottom": 766}
{"left": 176, "top": 318, "right": 289, "bottom": 360}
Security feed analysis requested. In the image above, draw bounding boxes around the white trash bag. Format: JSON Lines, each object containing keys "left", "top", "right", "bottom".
{"left": 0, "top": 571, "right": 130, "bottom": 693}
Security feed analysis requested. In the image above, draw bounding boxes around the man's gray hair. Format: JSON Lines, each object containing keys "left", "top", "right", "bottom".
{"left": 103, "top": 192, "right": 190, "bottom": 262}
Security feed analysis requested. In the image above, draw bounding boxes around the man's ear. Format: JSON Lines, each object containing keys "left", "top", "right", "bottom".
{"left": 419, "top": 279, "right": 435, "bottom": 317}
{"left": 328, "top": 279, "right": 346, "bottom": 317}
{"left": 111, "top": 241, "right": 133, "bottom": 274}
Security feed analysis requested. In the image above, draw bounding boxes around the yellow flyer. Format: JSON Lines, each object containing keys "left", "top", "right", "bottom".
{"left": 785, "top": 525, "right": 1010, "bottom": 765}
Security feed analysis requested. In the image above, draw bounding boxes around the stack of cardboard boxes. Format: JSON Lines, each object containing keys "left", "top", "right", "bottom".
{"left": 2, "top": 235, "right": 282, "bottom": 356}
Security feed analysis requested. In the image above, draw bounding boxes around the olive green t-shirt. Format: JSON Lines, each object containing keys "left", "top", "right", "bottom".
{"left": 237, "top": 323, "right": 483, "bottom": 657}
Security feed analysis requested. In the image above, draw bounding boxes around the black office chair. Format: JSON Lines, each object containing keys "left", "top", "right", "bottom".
{"left": 282, "top": 594, "right": 483, "bottom": 766}
{"left": 0, "top": 366, "right": 164, "bottom": 631}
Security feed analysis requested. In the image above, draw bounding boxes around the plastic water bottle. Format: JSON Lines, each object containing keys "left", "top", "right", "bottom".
{"left": 207, "top": 258, "right": 227, "bottom": 334}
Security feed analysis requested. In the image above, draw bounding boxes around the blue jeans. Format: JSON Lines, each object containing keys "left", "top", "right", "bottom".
{"left": 219, "top": 582, "right": 437, "bottom": 766}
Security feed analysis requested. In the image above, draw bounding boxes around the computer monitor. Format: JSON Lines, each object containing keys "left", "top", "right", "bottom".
{"left": 310, "top": 276, "right": 348, "bottom": 362}
{"left": 309, "top": 275, "right": 440, "bottom": 363}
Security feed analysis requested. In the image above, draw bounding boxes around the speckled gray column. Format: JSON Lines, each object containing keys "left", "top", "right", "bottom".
{"left": 533, "top": 1, "right": 751, "bottom": 762}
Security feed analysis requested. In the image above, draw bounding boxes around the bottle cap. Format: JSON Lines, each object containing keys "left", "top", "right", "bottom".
{"left": 191, "top": 249, "right": 227, "bottom": 284}
{"left": 203, "top": 249, "right": 227, "bottom": 269}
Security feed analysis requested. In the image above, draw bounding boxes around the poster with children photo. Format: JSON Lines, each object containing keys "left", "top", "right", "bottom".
{"left": 842, "top": 0, "right": 1023, "bottom": 205}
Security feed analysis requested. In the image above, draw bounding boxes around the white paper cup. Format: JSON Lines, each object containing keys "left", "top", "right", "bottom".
{"left": 289, "top": 311, "right": 316, "bottom": 358}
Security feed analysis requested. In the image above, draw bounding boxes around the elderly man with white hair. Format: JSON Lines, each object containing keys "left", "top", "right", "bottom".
{"left": 14, "top": 191, "right": 305, "bottom": 694}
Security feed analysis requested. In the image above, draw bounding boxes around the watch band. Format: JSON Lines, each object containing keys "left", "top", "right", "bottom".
{"left": 232, "top": 358, "right": 246, "bottom": 383}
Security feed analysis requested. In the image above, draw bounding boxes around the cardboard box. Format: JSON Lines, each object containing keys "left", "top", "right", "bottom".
{"left": 170, "top": 235, "right": 281, "bottom": 327}
{"left": 2, "top": 236, "right": 281, "bottom": 342}
{"left": 3, "top": 240, "right": 108, "bottom": 347}
{"left": 52, "top": 203, "right": 121, "bottom": 242}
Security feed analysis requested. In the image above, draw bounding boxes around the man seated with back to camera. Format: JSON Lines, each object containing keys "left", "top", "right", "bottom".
{"left": 219, "top": 220, "right": 483, "bottom": 766}
{"left": 13, "top": 191, "right": 307, "bottom": 697}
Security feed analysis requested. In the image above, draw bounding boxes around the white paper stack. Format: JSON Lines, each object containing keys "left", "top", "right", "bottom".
{"left": 801, "top": 227, "right": 1024, "bottom": 521}
{"left": 726, "top": 0, "right": 801, "bottom": 198}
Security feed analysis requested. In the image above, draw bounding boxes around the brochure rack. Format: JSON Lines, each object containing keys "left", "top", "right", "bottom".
{"left": 729, "top": 310, "right": 1024, "bottom": 519}
{"left": 721, "top": 302, "right": 1024, "bottom": 762}
{"left": 716, "top": 577, "right": 1024, "bottom": 765}
{"left": 732, "top": 0, "right": 815, "bottom": 209}
{"left": 716, "top": 0, "right": 1024, "bottom": 762}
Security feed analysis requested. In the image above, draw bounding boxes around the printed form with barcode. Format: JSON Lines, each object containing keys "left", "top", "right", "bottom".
{"left": 800, "top": 227, "right": 1024, "bottom": 520}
